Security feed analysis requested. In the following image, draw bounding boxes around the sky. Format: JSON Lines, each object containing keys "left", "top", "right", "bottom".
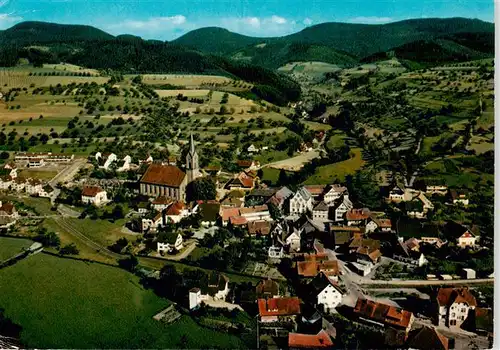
{"left": 0, "top": 0, "right": 494, "bottom": 40}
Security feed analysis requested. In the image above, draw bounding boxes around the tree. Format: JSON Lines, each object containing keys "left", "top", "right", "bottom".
{"left": 346, "top": 170, "right": 381, "bottom": 208}
{"left": 111, "top": 204, "right": 125, "bottom": 220}
{"left": 278, "top": 169, "right": 289, "bottom": 186}
{"left": 59, "top": 243, "right": 79, "bottom": 255}
{"left": 186, "top": 177, "right": 216, "bottom": 201}
{"left": 118, "top": 255, "right": 138, "bottom": 272}
{"left": 35, "top": 231, "right": 61, "bottom": 248}
{"left": 267, "top": 202, "right": 282, "bottom": 220}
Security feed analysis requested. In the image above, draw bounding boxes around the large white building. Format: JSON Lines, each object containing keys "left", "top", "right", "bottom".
{"left": 288, "top": 187, "right": 313, "bottom": 215}
{"left": 436, "top": 288, "right": 477, "bottom": 328}
{"left": 308, "top": 272, "right": 344, "bottom": 313}
{"left": 81, "top": 186, "right": 108, "bottom": 206}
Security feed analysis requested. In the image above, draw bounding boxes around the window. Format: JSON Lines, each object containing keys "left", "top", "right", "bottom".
{"left": 451, "top": 313, "right": 455, "bottom": 318}
{"left": 450, "top": 320, "right": 457, "bottom": 326}
{"left": 461, "top": 316, "right": 465, "bottom": 321}
{"left": 461, "top": 308, "right": 466, "bottom": 313}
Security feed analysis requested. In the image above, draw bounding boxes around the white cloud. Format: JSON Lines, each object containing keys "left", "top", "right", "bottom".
{"left": 349, "top": 16, "right": 393, "bottom": 24}
{"left": 303, "top": 18, "right": 313, "bottom": 26}
{"left": 108, "top": 15, "right": 187, "bottom": 31}
{"left": 0, "top": 13, "right": 22, "bottom": 27}
{"left": 271, "top": 15, "right": 287, "bottom": 25}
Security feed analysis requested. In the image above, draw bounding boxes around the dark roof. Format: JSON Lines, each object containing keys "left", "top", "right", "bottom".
{"left": 256, "top": 279, "right": 279, "bottom": 298}
{"left": 314, "top": 201, "right": 329, "bottom": 211}
{"left": 354, "top": 298, "right": 413, "bottom": 330}
{"left": 436, "top": 288, "right": 477, "bottom": 307}
{"left": 200, "top": 272, "right": 229, "bottom": 297}
{"left": 248, "top": 220, "right": 271, "bottom": 235}
{"left": 140, "top": 163, "right": 186, "bottom": 187}
{"left": 408, "top": 327, "right": 449, "bottom": 350}
{"left": 308, "top": 272, "right": 343, "bottom": 298}
{"left": 248, "top": 188, "right": 278, "bottom": 198}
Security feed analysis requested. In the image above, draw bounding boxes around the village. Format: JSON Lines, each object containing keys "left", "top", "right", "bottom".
{"left": 0, "top": 129, "right": 493, "bottom": 350}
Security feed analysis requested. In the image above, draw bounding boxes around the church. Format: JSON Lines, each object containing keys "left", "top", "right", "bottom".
{"left": 139, "top": 134, "right": 201, "bottom": 201}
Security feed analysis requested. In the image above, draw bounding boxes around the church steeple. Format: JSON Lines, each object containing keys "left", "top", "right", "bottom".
{"left": 186, "top": 133, "right": 200, "bottom": 182}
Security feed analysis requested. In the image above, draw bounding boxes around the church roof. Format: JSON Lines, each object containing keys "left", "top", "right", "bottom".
{"left": 140, "top": 164, "right": 186, "bottom": 187}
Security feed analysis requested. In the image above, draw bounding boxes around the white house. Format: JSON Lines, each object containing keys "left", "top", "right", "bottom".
{"left": 95, "top": 152, "right": 117, "bottom": 170}
{"left": 288, "top": 187, "right": 313, "bottom": 215}
{"left": 39, "top": 184, "right": 55, "bottom": 198}
{"left": 388, "top": 184, "right": 406, "bottom": 202}
{"left": 81, "top": 186, "right": 108, "bottom": 206}
{"left": 164, "top": 201, "right": 190, "bottom": 224}
{"left": 117, "top": 155, "right": 132, "bottom": 172}
{"left": 11, "top": 177, "right": 26, "bottom": 192}
{"left": 157, "top": 232, "right": 183, "bottom": 254}
{"left": 142, "top": 211, "right": 164, "bottom": 233}
{"left": 323, "top": 184, "right": 348, "bottom": 204}
{"left": 436, "top": 287, "right": 477, "bottom": 328}
{"left": 312, "top": 201, "right": 329, "bottom": 221}
{"left": 0, "top": 201, "right": 19, "bottom": 218}
{"left": 286, "top": 228, "right": 302, "bottom": 253}
{"left": 331, "top": 195, "right": 353, "bottom": 222}
{"left": 426, "top": 185, "right": 448, "bottom": 196}
{"left": 308, "top": 272, "right": 344, "bottom": 313}
{"left": 247, "top": 144, "right": 260, "bottom": 153}
{"left": 457, "top": 230, "right": 478, "bottom": 249}
{"left": 189, "top": 272, "right": 230, "bottom": 309}
{"left": 2, "top": 163, "right": 17, "bottom": 179}
{"left": 25, "top": 178, "right": 43, "bottom": 195}
{"left": 450, "top": 190, "right": 469, "bottom": 207}
{"left": 0, "top": 176, "right": 13, "bottom": 190}
{"left": 365, "top": 217, "right": 392, "bottom": 233}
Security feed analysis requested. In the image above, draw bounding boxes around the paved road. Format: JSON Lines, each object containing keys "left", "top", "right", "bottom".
{"left": 49, "top": 159, "right": 87, "bottom": 186}
{"left": 358, "top": 278, "right": 494, "bottom": 287}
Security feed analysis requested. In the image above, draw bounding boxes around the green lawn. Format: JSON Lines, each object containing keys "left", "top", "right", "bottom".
{"left": 326, "top": 131, "right": 346, "bottom": 149}
{"left": 62, "top": 218, "right": 131, "bottom": 248}
{"left": 303, "top": 148, "right": 365, "bottom": 184}
{"left": 260, "top": 167, "right": 281, "bottom": 185}
{"left": 254, "top": 150, "right": 291, "bottom": 165}
{"left": 0, "top": 237, "right": 32, "bottom": 261}
{"left": 0, "top": 253, "right": 246, "bottom": 349}
{"left": 0, "top": 195, "right": 54, "bottom": 216}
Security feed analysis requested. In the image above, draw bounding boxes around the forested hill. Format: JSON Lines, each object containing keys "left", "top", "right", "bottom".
{"left": 0, "top": 21, "right": 114, "bottom": 45}
{"left": 173, "top": 17, "right": 494, "bottom": 64}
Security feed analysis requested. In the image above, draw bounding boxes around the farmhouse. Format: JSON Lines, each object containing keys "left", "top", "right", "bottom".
{"left": 331, "top": 195, "right": 353, "bottom": 222}
{"left": 288, "top": 187, "right": 313, "bottom": 215}
{"left": 312, "top": 201, "right": 329, "bottom": 221}
{"left": 435, "top": 287, "right": 477, "bottom": 328}
{"left": 258, "top": 297, "right": 301, "bottom": 336}
{"left": 365, "top": 217, "right": 392, "bottom": 233}
{"left": 248, "top": 220, "right": 271, "bottom": 236}
{"left": 25, "top": 178, "right": 43, "bottom": 195}
{"left": 0, "top": 201, "right": 18, "bottom": 218}
{"left": 225, "top": 172, "right": 255, "bottom": 191}
{"left": 345, "top": 208, "right": 370, "bottom": 226}
{"left": 323, "top": 184, "right": 348, "bottom": 204}
{"left": 81, "top": 186, "right": 107, "bottom": 206}
{"left": 157, "top": 232, "right": 183, "bottom": 254}
{"left": 307, "top": 272, "right": 344, "bottom": 313}
{"left": 353, "top": 298, "right": 414, "bottom": 335}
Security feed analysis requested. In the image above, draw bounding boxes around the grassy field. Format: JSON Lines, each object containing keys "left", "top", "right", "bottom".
{"left": 60, "top": 218, "right": 132, "bottom": 248}
{"left": 140, "top": 74, "right": 232, "bottom": 87}
{"left": 0, "top": 195, "right": 54, "bottom": 216}
{"left": 0, "top": 236, "right": 32, "bottom": 261}
{"left": 18, "top": 169, "right": 59, "bottom": 181}
{"left": 260, "top": 168, "right": 281, "bottom": 185}
{"left": 303, "top": 148, "right": 365, "bottom": 184}
{"left": 0, "top": 253, "right": 246, "bottom": 349}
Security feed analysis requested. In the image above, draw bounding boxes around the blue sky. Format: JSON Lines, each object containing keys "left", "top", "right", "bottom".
{"left": 0, "top": 0, "right": 494, "bottom": 40}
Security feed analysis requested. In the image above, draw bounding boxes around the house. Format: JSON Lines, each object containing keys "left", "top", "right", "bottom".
{"left": 164, "top": 201, "right": 189, "bottom": 223}
{"left": 323, "top": 184, "right": 348, "bottom": 204}
{"left": 267, "top": 186, "right": 294, "bottom": 210}
{"left": 353, "top": 298, "right": 415, "bottom": 336}
{"left": 225, "top": 172, "right": 255, "bottom": 191}
{"left": 219, "top": 207, "right": 241, "bottom": 227}
{"left": 426, "top": 185, "right": 448, "bottom": 196}
{"left": 117, "top": 155, "right": 132, "bottom": 172}
{"left": 303, "top": 185, "right": 327, "bottom": 201}
{"left": 258, "top": 297, "right": 301, "bottom": 336}
{"left": 24, "top": 178, "right": 43, "bottom": 195}
{"left": 307, "top": 272, "right": 344, "bottom": 313}
{"left": 461, "top": 268, "right": 476, "bottom": 280}
{"left": 220, "top": 196, "right": 243, "bottom": 208}
{"left": 0, "top": 201, "right": 18, "bottom": 218}
{"left": 268, "top": 245, "right": 284, "bottom": 260}
{"left": 365, "top": 217, "right": 392, "bottom": 233}
{"left": 331, "top": 195, "right": 353, "bottom": 222}
{"left": 11, "top": 177, "right": 27, "bottom": 192}
{"left": 27, "top": 158, "right": 44, "bottom": 168}
{"left": 288, "top": 330, "right": 334, "bottom": 349}
{"left": 312, "top": 201, "right": 329, "bottom": 221}
{"left": 388, "top": 183, "right": 407, "bottom": 202}
{"left": 297, "top": 254, "right": 341, "bottom": 281}
{"left": 349, "top": 260, "right": 374, "bottom": 277}
{"left": 356, "top": 245, "right": 382, "bottom": 265}
{"left": 16, "top": 152, "right": 73, "bottom": 163}
{"left": 140, "top": 163, "right": 187, "bottom": 201}
{"left": 236, "top": 159, "right": 260, "bottom": 171}
{"left": 420, "top": 236, "right": 446, "bottom": 248}
{"left": 198, "top": 201, "right": 220, "bottom": 227}
{"left": 457, "top": 228, "right": 479, "bottom": 248}
{"left": 407, "top": 326, "right": 449, "bottom": 350}
{"left": 405, "top": 193, "right": 434, "bottom": 219}
{"left": 157, "top": 232, "right": 183, "bottom": 254}
{"left": 152, "top": 196, "right": 174, "bottom": 211}
{"left": 2, "top": 162, "right": 17, "bottom": 179}
{"left": 239, "top": 205, "right": 271, "bottom": 222}
{"left": 436, "top": 287, "right": 477, "bottom": 328}
{"left": 95, "top": 152, "right": 117, "bottom": 170}
{"left": 247, "top": 144, "right": 260, "bottom": 153}
{"left": 248, "top": 220, "right": 271, "bottom": 236}
{"left": 329, "top": 225, "right": 363, "bottom": 248}
{"left": 141, "top": 211, "right": 164, "bottom": 233}
{"left": 0, "top": 175, "right": 13, "bottom": 190}
{"left": 189, "top": 272, "right": 230, "bottom": 309}
{"left": 393, "top": 238, "right": 427, "bottom": 267}
{"left": 345, "top": 208, "right": 370, "bottom": 226}
{"left": 286, "top": 228, "right": 302, "bottom": 253}
{"left": 288, "top": 187, "right": 313, "bottom": 215}
{"left": 256, "top": 278, "right": 280, "bottom": 299}
{"left": 81, "top": 186, "right": 108, "bottom": 206}
{"left": 229, "top": 215, "right": 248, "bottom": 227}
{"left": 449, "top": 190, "right": 469, "bottom": 206}
{"left": 39, "top": 184, "right": 55, "bottom": 198}
{"left": 139, "top": 154, "right": 153, "bottom": 164}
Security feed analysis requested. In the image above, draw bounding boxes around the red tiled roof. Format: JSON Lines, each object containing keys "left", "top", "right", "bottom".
{"left": 247, "top": 220, "right": 271, "bottom": 235}
{"left": 408, "top": 327, "right": 449, "bottom": 350}
{"left": 346, "top": 208, "right": 371, "bottom": 221}
{"left": 82, "top": 186, "right": 104, "bottom": 197}
{"left": 258, "top": 297, "right": 301, "bottom": 317}
{"left": 0, "top": 202, "right": 15, "bottom": 215}
{"left": 303, "top": 185, "right": 326, "bottom": 196}
{"left": 140, "top": 164, "right": 186, "bottom": 188}
{"left": 236, "top": 160, "right": 254, "bottom": 167}
{"left": 220, "top": 208, "right": 240, "bottom": 222}
{"left": 239, "top": 205, "right": 269, "bottom": 215}
{"left": 297, "top": 260, "right": 340, "bottom": 277}
{"left": 152, "top": 196, "right": 174, "bottom": 205}
{"left": 288, "top": 330, "right": 333, "bottom": 348}
{"left": 436, "top": 288, "right": 477, "bottom": 307}
{"left": 230, "top": 216, "right": 248, "bottom": 226}
{"left": 354, "top": 298, "right": 413, "bottom": 330}
{"left": 165, "top": 201, "right": 185, "bottom": 216}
